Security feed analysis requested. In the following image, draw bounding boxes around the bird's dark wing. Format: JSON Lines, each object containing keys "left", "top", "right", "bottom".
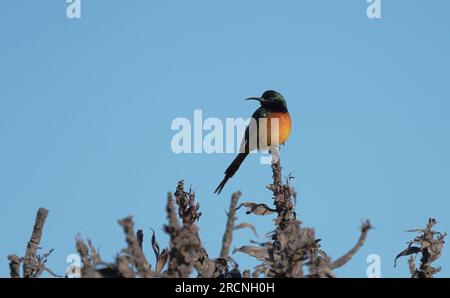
{"left": 238, "top": 107, "right": 268, "bottom": 153}
{"left": 215, "top": 107, "right": 268, "bottom": 195}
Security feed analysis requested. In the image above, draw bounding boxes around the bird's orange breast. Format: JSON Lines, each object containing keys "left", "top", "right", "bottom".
{"left": 267, "top": 111, "right": 292, "bottom": 146}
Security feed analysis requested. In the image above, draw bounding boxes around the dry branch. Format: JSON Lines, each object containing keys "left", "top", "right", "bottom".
{"left": 396, "top": 218, "right": 447, "bottom": 278}
{"left": 137, "top": 229, "right": 144, "bottom": 251}
{"left": 408, "top": 255, "right": 416, "bottom": 276}
{"left": 87, "top": 239, "right": 102, "bottom": 265}
{"left": 330, "top": 220, "right": 373, "bottom": 270}
{"left": 75, "top": 238, "right": 106, "bottom": 277}
{"left": 33, "top": 249, "right": 56, "bottom": 278}
{"left": 6, "top": 159, "right": 381, "bottom": 278}
{"left": 220, "top": 191, "right": 241, "bottom": 259}
{"left": 233, "top": 157, "right": 372, "bottom": 278}
{"left": 165, "top": 189, "right": 201, "bottom": 277}
{"left": 23, "top": 208, "right": 49, "bottom": 278}
{"left": 118, "top": 216, "right": 152, "bottom": 277}
{"left": 7, "top": 255, "right": 21, "bottom": 278}
{"left": 174, "top": 180, "right": 201, "bottom": 225}
{"left": 76, "top": 238, "right": 92, "bottom": 274}
{"left": 268, "top": 159, "right": 310, "bottom": 277}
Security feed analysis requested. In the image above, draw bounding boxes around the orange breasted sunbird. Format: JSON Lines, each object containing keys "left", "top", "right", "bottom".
{"left": 215, "top": 90, "right": 291, "bottom": 194}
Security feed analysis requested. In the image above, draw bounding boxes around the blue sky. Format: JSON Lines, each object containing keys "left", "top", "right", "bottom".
{"left": 1, "top": 0, "right": 449, "bottom": 277}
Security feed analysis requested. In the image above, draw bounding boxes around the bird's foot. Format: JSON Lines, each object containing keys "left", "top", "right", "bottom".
{"left": 270, "top": 145, "right": 280, "bottom": 164}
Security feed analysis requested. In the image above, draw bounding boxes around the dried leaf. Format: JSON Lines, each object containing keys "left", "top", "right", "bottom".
{"left": 234, "top": 223, "right": 258, "bottom": 237}
{"left": 236, "top": 202, "right": 276, "bottom": 216}
{"left": 150, "top": 228, "right": 160, "bottom": 259}
{"left": 394, "top": 245, "right": 421, "bottom": 267}
{"left": 156, "top": 249, "right": 169, "bottom": 273}
{"left": 87, "top": 239, "right": 102, "bottom": 265}
{"left": 406, "top": 229, "right": 424, "bottom": 233}
{"left": 45, "top": 267, "right": 62, "bottom": 278}
{"left": 232, "top": 245, "right": 270, "bottom": 262}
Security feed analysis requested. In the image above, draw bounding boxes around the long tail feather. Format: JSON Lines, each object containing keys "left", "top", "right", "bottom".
{"left": 215, "top": 152, "right": 249, "bottom": 194}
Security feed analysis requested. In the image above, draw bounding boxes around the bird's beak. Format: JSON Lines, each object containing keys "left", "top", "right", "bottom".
{"left": 245, "top": 97, "right": 263, "bottom": 102}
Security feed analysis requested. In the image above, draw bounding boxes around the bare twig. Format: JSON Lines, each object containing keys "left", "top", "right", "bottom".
{"left": 220, "top": 191, "right": 241, "bottom": 259}
{"left": 116, "top": 255, "right": 135, "bottom": 278}
{"left": 167, "top": 181, "right": 230, "bottom": 278}
{"left": 137, "top": 229, "right": 144, "bottom": 251}
{"left": 118, "top": 216, "right": 152, "bottom": 277}
{"left": 87, "top": 239, "right": 102, "bottom": 265}
{"left": 23, "top": 208, "right": 49, "bottom": 278}
{"left": 76, "top": 238, "right": 92, "bottom": 273}
{"left": 166, "top": 187, "right": 203, "bottom": 277}
{"left": 44, "top": 267, "right": 62, "bottom": 278}
{"left": 269, "top": 158, "right": 296, "bottom": 223}
{"left": 234, "top": 157, "right": 310, "bottom": 277}
{"left": 33, "top": 248, "right": 55, "bottom": 278}
{"left": 408, "top": 255, "right": 416, "bottom": 276}
{"left": 174, "top": 180, "right": 201, "bottom": 225}
{"left": 75, "top": 238, "right": 103, "bottom": 277}
{"left": 330, "top": 220, "right": 372, "bottom": 270}
{"left": 269, "top": 159, "right": 307, "bottom": 277}
{"left": 7, "top": 255, "right": 21, "bottom": 278}
{"left": 167, "top": 192, "right": 180, "bottom": 231}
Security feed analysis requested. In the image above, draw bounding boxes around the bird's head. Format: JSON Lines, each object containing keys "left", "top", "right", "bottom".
{"left": 246, "top": 90, "right": 288, "bottom": 112}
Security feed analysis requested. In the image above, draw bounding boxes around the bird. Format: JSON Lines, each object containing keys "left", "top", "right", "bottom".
{"left": 214, "top": 90, "right": 291, "bottom": 194}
